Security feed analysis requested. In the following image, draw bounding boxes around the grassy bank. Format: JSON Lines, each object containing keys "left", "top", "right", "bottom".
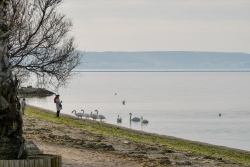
{"left": 25, "top": 105, "right": 250, "bottom": 166}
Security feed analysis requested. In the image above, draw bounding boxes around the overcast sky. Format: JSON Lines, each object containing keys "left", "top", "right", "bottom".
{"left": 60, "top": 0, "right": 250, "bottom": 53}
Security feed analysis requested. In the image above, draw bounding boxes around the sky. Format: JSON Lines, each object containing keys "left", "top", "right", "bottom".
{"left": 60, "top": 0, "right": 250, "bottom": 53}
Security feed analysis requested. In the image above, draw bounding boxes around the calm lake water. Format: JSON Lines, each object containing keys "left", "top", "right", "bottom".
{"left": 26, "top": 72, "right": 250, "bottom": 151}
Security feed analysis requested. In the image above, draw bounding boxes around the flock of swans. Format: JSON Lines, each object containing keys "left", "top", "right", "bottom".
{"left": 129, "top": 113, "right": 149, "bottom": 123}
{"left": 72, "top": 110, "right": 149, "bottom": 123}
{"left": 117, "top": 113, "right": 149, "bottom": 123}
{"left": 72, "top": 109, "right": 106, "bottom": 121}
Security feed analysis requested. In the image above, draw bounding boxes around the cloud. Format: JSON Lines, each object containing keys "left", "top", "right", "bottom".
{"left": 61, "top": 0, "right": 250, "bottom": 21}
{"left": 60, "top": 0, "right": 250, "bottom": 53}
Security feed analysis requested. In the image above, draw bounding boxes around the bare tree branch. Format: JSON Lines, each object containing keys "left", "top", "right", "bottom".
{"left": 7, "top": 0, "right": 82, "bottom": 89}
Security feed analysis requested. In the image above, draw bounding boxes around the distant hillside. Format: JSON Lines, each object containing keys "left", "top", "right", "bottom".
{"left": 75, "top": 51, "right": 250, "bottom": 71}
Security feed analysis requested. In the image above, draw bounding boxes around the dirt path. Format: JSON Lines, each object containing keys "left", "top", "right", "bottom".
{"left": 22, "top": 115, "right": 246, "bottom": 167}
{"left": 33, "top": 140, "right": 141, "bottom": 167}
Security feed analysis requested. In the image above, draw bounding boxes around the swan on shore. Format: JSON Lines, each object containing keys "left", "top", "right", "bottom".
{"left": 117, "top": 115, "right": 122, "bottom": 123}
{"left": 95, "top": 110, "right": 106, "bottom": 121}
{"left": 140, "top": 116, "right": 149, "bottom": 123}
{"left": 81, "top": 109, "right": 90, "bottom": 119}
{"left": 72, "top": 110, "right": 84, "bottom": 119}
{"left": 129, "top": 113, "right": 140, "bottom": 122}
{"left": 90, "top": 111, "right": 98, "bottom": 120}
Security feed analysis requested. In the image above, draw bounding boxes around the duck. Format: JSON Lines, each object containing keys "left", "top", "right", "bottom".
{"left": 81, "top": 109, "right": 90, "bottom": 119}
{"left": 129, "top": 113, "right": 140, "bottom": 122}
{"left": 95, "top": 110, "right": 106, "bottom": 121}
{"left": 72, "top": 110, "right": 84, "bottom": 119}
{"left": 140, "top": 116, "right": 149, "bottom": 123}
{"left": 117, "top": 115, "right": 122, "bottom": 123}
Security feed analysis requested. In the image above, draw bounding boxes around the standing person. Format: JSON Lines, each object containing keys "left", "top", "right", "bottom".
{"left": 55, "top": 94, "right": 62, "bottom": 118}
{"left": 21, "top": 98, "right": 26, "bottom": 115}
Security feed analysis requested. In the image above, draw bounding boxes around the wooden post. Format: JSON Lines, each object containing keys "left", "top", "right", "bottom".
{"left": 0, "top": 154, "right": 62, "bottom": 167}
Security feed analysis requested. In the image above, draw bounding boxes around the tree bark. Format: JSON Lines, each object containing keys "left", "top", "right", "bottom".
{"left": 0, "top": 0, "right": 27, "bottom": 159}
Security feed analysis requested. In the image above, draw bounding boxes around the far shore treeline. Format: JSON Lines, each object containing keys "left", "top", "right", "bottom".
{"left": 76, "top": 51, "right": 250, "bottom": 71}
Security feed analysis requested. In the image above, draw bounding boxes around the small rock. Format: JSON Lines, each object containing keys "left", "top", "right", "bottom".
{"left": 48, "top": 133, "right": 55, "bottom": 138}
{"left": 176, "top": 161, "right": 192, "bottom": 165}
{"left": 158, "top": 157, "right": 172, "bottom": 165}
{"left": 161, "top": 149, "right": 174, "bottom": 154}
{"left": 123, "top": 140, "right": 131, "bottom": 144}
{"left": 76, "top": 140, "right": 84, "bottom": 145}
{"left": 95, "top": 143, "right": 115, "bottom": 151}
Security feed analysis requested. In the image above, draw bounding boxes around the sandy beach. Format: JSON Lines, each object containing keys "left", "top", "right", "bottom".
{"left": 22, "top": 106, "right": 249, "bottom": 167}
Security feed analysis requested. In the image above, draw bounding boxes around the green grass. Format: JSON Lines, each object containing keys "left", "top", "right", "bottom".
{"left": 25, "top": 105, "right": 250, "bottom": 165}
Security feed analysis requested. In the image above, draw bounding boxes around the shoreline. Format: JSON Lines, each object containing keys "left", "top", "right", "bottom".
{"left": 24, "top": 105, "right": 250, "bottom": 166}
{"left": 28, "top": 105, "right": 249, "bottom": 153}
{"left": 73, "top": 70, "right": 250, "bottom": 72}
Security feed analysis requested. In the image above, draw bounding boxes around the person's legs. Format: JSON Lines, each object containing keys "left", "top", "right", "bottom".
{"left": 57, "top": 110, "right": 60, "bottom": 117}
{"left": 22, "top": 108, "right": 24, "bottom": 115}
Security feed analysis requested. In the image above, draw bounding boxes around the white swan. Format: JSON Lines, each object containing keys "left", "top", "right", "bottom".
{"left": 72, "top": 110, "right": 84, "bottom": 119}
{"left": 117, "top": 115, "right": 122, "bottom": 123}
{"left": 81, "top": 109, "right": 90, "bottom": 119}
{"left": 90, "top": 111, "right": 98, "bottom": 120}
{"left": 95, "top": 110, "right": 106, "bottom": 121}
{"left": 129, "top": 113, "right": 140, "bottom": 122}
{"left": 140, "top": 116, "right": 149, "bottom": 123}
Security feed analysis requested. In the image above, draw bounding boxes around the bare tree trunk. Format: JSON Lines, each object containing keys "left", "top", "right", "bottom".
{"left": 0, "top": 0, "right": 27, "bottom": 159}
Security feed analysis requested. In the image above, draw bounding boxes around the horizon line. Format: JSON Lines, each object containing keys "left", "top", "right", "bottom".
{"left": 77, "top": 50, "right": 250, "bottom": 54}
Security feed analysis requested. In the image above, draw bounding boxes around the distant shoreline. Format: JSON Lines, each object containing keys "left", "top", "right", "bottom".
{"left": 73, "top": 70, "right": 250, "bottom": 72}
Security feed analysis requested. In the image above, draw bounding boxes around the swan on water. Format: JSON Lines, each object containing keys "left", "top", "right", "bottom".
{"left": 129, "top": 113, "right": 140, "bottom": 122}
{"left": 72, "top": 110, "right": 84, "bottom": 119}
{"left": 81, "top": 109, "right": 90, "bottom": 119}
{"left": 95, "top": 110, "right": 106, "bottom": 121}
{"left": 117, "top": 115, "right": 122, "bottom": 123}
{"left": 140, "top": 116, "right": 149, "bottom": 123}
